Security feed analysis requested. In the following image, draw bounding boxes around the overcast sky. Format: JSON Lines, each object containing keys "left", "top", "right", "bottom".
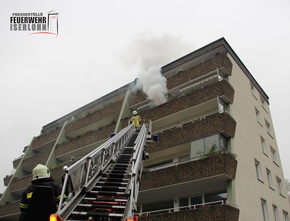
{"left": 0, "top": 0, "right": 289, "bottom": 193}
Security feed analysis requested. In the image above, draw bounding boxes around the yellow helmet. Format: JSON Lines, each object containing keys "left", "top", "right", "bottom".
{"left": 133, "top": 110, "right": 138, "bottom": 115}
{"left": 32, "top": 164, "right": 50, "bottom": 180}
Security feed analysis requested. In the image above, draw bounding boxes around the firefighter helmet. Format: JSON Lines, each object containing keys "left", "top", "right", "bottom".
{"left": 132, "top": 110, "right": 138, "bottom": 116}
{"left": 32, "top": 164, "right": 50, "bottom": 180}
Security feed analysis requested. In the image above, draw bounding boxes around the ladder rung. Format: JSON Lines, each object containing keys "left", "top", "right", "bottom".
{"left": 71, "top": 211, "right": 124, "bottom": 217}
{"left": 98, "top": 181, "right": 128, "bottom": 186}
{"left": 94, "top": 186, "right": 126, "bottom": 190}
{"left": 100, "top": 177, "right": 129, "bottom": 182}
{"left": 77, "top": 204, "right": 126, "bottom": 209}
{"left": 83, "top": 197, "right": 127, "bottom": 203}
{"left": 89, "top": 190, "right": 128, "bottom": 195}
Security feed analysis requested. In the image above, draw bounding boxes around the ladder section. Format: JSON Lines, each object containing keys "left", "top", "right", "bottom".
{"left": 52, "top": 123, "right": 151, "bottom": 221}
{"left": 67, "top": 137, "right": 137, "bottom": 221}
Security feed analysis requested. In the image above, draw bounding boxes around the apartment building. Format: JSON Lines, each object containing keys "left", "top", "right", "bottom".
{"left": 0, "top": 37, "right": 289, "bottom": 221}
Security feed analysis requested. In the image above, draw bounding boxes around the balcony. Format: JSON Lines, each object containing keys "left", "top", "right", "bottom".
{"left": 21, "top": 149, "right": 51, "bottom": 172}
{"left": 31, "top": 127, "right": 60, "bottom": 151}
{"left": 50, "top": 165, "right": 65, "bottom": 184}
{"left": 138, "top": 204, "right": 239, "bottom": 221}
{"left": 4, "top": 175, "right": 12, "bottom": 186}
{"left": 55, "top": 123, "right": 115, "bottom": 161}
{"left": 0, "top": 200, "right": 20, "bottom": 221}
{"left": 148, "top": 112, "right": 236, "bottom": 153}
{"left": 138, "top": 79, "right": 234, "bottom": 131}
{"left": 9, "top": 165, "right": 64, "bottom": 195}
{"left": 33, "top": 140, "right": 55, "bottom": 153}
{"left": 12, "top": 156, "right": 22, "bottom": 169}
{"left": 10, "top": 175, "right": 31, "bottom": 194}
{"left": 129, "top": 53, "right": 233, "bottom": 107}
{"left": 139, "top": 153, "right": 237, "bottom": 203}
{"left": 166, "top": 53, "right": 232, "bottom": 90}
{"left": 141, "top": 152, "right": 237, "bottom": 190}
{"left": 65, "top": 99, "right": 123, "bottom": 135}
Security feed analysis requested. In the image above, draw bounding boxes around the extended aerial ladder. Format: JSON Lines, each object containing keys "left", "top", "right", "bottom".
{"left": 50, "top": 123, "right": 151, "bottom": 221}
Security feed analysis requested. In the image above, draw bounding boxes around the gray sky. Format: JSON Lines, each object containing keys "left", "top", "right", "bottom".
{"left": 0, "top": 0, "right": 289, "bottom": 192}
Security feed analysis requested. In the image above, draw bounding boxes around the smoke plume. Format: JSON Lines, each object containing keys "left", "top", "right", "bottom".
{"left": 119, "top": 33, "right": 193, "bottom": 105}
{"left": 136, "top": 66, "right": 167, "bottom": 106}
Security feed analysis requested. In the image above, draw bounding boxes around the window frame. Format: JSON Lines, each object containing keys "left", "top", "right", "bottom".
{"left": 276, "top": 176, "right": 283, "bottom": 196}
{"left": 255, "top": 159, "right": 264, "bottom": 182}
{"left": 266, "top": 168, "right": 274, "bottom": 190}
{"left": 283, "top": 210, "right": 289, "bottom": 221}
{"left": 273, "top": 205, "right": 280, "bottom": 221}
{"left": 271, "top": 147, "right": 279, "bottom": 166}
{"left": 261, "top": 136, "right": 268, "bottom": 156}
{"left": 256, "top": 107, "right": 263, "bottom": 125}
{"left": 261, "top": 198, "right": 269, "bottom": 221}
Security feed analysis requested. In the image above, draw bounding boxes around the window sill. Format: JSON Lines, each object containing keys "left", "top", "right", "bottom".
{"left": 279, "top": 193, "right": 286, "bottom": 198}
{"left": 258, "top": 178, "right": 264, "bottom": 184}
{"left": 267, "top": 132, "right": 274, "bottom": 139}
{"left": 273, "top": 161, "right": 280, "bottom": 167}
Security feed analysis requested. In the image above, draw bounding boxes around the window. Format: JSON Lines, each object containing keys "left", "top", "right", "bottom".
{"left": 142, "top": 199, "right": 173, "bottom": 213}
{"left": 271, "top": 147, "right": 279, "bottom": 165}
{"left": 273, "top": 205, "right": 280, "bottom": 221}
{"left": 255, "top": 159, "right": 263, "bottom": 182}
{"left": 283, "top": 211, "right": 289, "bottom": 221}
{"left": 217, "top": 97, "right": 226, "bottom": 113}
{"left": 261, "top": 96, "right": 269, "bottom": 112}
{"left": 190, "top": 195, "right": 203, "bottom": 206}
{"left": 251, "top": 82, "right": 258, "bottom": 99}
{"left": 265, "top": 119, "right": 273, "bottom": 136}
{"left": 180, "top": 195, "right": 203, "bottom": 210}
{"left": 276, "top": 177, "right": 283, "bottom": 195}
{"left": 266, "top": 169, "right": 274, "bottom": 189}
{"left": 256, "top": 108, "right": 262, "bottom": 125}
{"left": 179, "top": 197, "right": 189, "bottom": 210}
{"left": 261, "top": 199, "right": 269, "bottom": 221}
{"left": 190, "top": 134, "right": 227, "bottom": 158}
{"left": 205, "top": 191, "right": 227, "bottom": 205}
{"left": 261, "top": 136, "right": 268, "bottom": 155}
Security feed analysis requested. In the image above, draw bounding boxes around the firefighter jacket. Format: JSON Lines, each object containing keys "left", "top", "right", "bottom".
{"left": 130, "top": 115, "right": 141, "bottom": 128}
{"left": 19, "top": 177, "right": 63, "bottom": 213}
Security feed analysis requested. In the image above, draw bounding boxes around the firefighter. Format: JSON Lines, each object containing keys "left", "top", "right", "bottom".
{"left": 19, "top": 164, "right": 64, "bottom": 221}
{"left": 130, "top": 110, "right": 141, "bottom": 129}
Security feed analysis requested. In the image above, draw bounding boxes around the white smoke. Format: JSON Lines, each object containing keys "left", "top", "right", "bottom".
{"left": 118, "top": 33, "right": 193, "bottom": 105}
{"left": 136, "top": 66, "right": 167, "bottom": 106}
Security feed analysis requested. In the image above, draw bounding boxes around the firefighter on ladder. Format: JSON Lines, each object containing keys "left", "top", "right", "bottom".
{"left": 130, "top": 110, "right": 141, "bottom": 129}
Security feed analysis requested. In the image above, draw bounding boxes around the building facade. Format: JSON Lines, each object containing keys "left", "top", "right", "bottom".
{"left": 0, "top": 38, "right": 289, "bottom": 221}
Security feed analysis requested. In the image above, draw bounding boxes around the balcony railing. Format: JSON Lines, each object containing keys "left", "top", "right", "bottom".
{"left": 138, "top": 202, "right": 239, "bottom": 221}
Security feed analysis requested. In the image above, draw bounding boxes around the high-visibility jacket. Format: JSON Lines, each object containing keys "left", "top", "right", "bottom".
{"left": 131, "top": 115, "right": 141, "bottom": 128}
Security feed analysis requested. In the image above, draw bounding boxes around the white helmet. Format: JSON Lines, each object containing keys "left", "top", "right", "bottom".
{"left": 32, "top": 164, "right": 50, "bottom": 180}
{"left": 133, "top": 110, "right": 138, "bottom": 115}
